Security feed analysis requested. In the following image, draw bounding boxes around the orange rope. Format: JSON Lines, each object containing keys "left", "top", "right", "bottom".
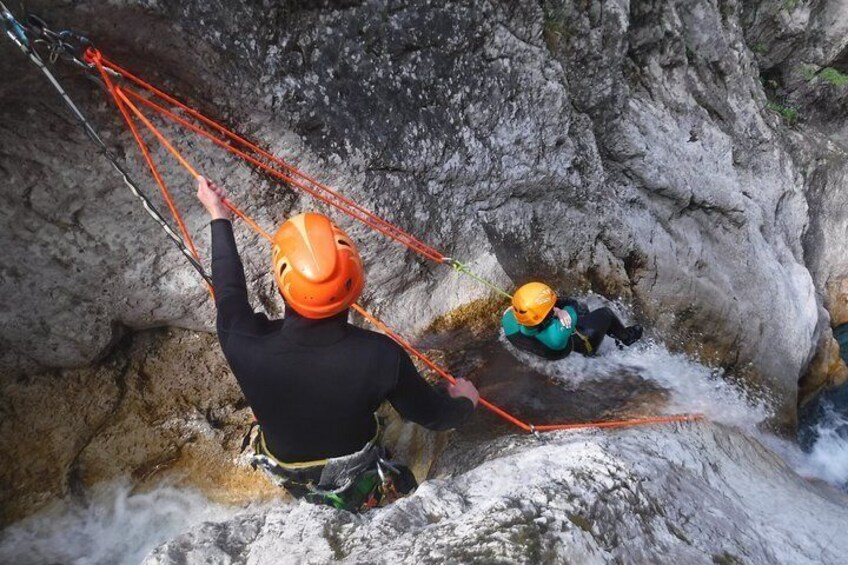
{"left": 351, "top": 304, "right": 533, "bottom": 431}
{"left": 532, "top": 414, "right": 704, "bottom": 432}
{"left": 92, "top": 52, "right": 214, "bottom": 298}
{"left": 87, "top": 49, "right": 705, "bottom": 435}
{"left": 95, "top": 52, "right": 445, "bottom": 263}
{"left": 112, "top": 85, "right": 274, "bottom": 242}
{"left": 351, "top": 304, "right": 703, "bottom": 433}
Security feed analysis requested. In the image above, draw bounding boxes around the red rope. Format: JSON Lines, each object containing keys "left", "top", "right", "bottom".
{"left": 87, "top": 49, "right": 705, "bottom": 435}
{"left": 85, "top": 51, "right": 279, "bottom": 244}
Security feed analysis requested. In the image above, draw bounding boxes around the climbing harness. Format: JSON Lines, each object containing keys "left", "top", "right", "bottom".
{"left": 242, "top": 419, "right": 416, "bottom": 512}
{"left": 573, "top": 330, "right": 595, "bottom": 356}
{"left": 2, "top": 7, "right": 704, "bottom": 436}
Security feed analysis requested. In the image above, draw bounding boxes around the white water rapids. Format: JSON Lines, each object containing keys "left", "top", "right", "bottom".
{"left": 0, "top": 482, "right": 238, "bottom": 565}
{"left": 2, "top": 306, "right": 848, "bottom": 564}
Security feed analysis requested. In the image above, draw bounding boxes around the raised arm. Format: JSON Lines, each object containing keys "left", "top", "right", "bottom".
{"left": 197, "top": 178, "right": 256, "bottom": 343}
{"left": 387, "top": 348, "right": 478, "bottom": 431}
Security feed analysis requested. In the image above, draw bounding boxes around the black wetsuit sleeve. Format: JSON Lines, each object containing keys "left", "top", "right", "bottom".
{"left": 211, "top": 219, "right": 265, "bottom": 344}
{"left": 387, "top": 350, "right": 475, "bottom": 431}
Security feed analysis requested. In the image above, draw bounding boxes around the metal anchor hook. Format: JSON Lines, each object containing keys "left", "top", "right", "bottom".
{"left": 27, "top": 13, "right": 93, "bottom": 66}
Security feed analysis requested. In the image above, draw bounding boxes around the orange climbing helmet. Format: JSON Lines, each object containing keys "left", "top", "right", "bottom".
{"left": 512, "top": 282, "right": 557, "bottom": 326}
{"left": 272, "top": 212, "right": 364, "bottom": 319}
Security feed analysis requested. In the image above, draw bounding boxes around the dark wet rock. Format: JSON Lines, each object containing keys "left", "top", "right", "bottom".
{"left": 0, "top": 328, "right": 279, "bottom": 526}
{"left": 799, "top": 379, "right": 848, "bottom": 453}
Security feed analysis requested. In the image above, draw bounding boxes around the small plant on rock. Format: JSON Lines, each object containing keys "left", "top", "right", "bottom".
{"left": 766, "top": 101, "right": 799, "bottom": 125}
{"left": 819, "top": 67, "right": 848, "bottom": 87}
{"left": 799, "top": 65, "right": 848, "bottom": 87}
{"left": 800, "top": 65, "right": 818, "bottom": 81}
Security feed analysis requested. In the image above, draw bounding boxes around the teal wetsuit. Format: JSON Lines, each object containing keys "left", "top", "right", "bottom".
{"left": 501, "top": 305, "right": 577, "bottom": 360}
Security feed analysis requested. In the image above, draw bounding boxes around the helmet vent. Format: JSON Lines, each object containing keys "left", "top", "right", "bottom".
{"left": 279, "top": 262, "right": 288, "bottom": 276}
{"left": 345, "top": 278, "right": 352, "bottom": 290}
{"left": 337, "top": 239, "right": 351, "bottom": 247}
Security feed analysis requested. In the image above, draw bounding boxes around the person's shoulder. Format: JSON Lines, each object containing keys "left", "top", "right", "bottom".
{"left": 218, "top": 314, "right": 283, "bottom": 343}
{"left": 538, "top": 319, "right": 571, "bottom": 350}
{"left": 347, "top": 324, "right": 405, "bottom": 354}
{"left": 501, "top": 307, "right": 520, "bottom": 334}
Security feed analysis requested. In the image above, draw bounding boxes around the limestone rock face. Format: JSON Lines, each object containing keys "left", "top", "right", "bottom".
{"left": 2, "top": 0, "right": 848, "bottom": 519}
{"left": 743, "top": 0, "right": 848, "bottom": 398}
{"left": 4, "top": 1, "right": 848, "bottom": 560}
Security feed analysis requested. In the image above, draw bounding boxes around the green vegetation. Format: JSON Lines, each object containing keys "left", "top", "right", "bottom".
{"left": 782, "top": 0, "right": 800, "bottom": 11}
{"left": 819, "top": 67, "right": 848, "bottom": 87}
{"left": 542, "top": 2, "right": 568, "bottom": 53}
{"left": 751, "top": 42, "right": 767, "bottom": 54}
{"left": 712, "top": 552, "right": 744, "bottom": 565}
{"left": 799, "top": 65, "right": 848, "bottom": 87}
{"left": 566, "top": 513, "right": 593, "bottom": 532}
{"left": 766, "top": 101, "right": 799, "bottom": 125}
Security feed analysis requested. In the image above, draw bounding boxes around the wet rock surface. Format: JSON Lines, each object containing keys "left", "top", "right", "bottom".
{"left": 0, "top": 328, "right": 279, "bottom": 526}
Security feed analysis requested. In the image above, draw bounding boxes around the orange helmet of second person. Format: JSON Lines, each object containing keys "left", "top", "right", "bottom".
{"left": 272, "top": 212, "right": 364, "bottom": 319}
{"left": 512, "top": 282, "right": 557, "bottom": 327}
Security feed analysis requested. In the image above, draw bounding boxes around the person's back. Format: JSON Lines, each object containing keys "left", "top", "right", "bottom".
{"left": 218, "top": 304, "right": 469, "bottom": 462}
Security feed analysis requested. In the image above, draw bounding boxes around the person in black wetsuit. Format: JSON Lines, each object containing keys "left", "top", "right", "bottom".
{"left": 502, "top": 282, "right": 642, "bottom": 360}
{"left": 196, "top": 177, "right": 479, "bottom": 510}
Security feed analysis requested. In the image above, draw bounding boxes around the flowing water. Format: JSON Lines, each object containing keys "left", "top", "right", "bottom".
{"left": 2, "top": 301, "right": 848, "bottom": 563}
{"left": 797, "top": 402, "right": 848, "bottom": 488}
{"left": 0, "top": 482, "right": 239, "bottom": 565}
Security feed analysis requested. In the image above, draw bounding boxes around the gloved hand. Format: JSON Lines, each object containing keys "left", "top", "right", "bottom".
{"left": 448, "top": 378, "right": 480, "bottom": 407}
{"left": 196, "top": 176, "right": 231, "bottom": 220}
